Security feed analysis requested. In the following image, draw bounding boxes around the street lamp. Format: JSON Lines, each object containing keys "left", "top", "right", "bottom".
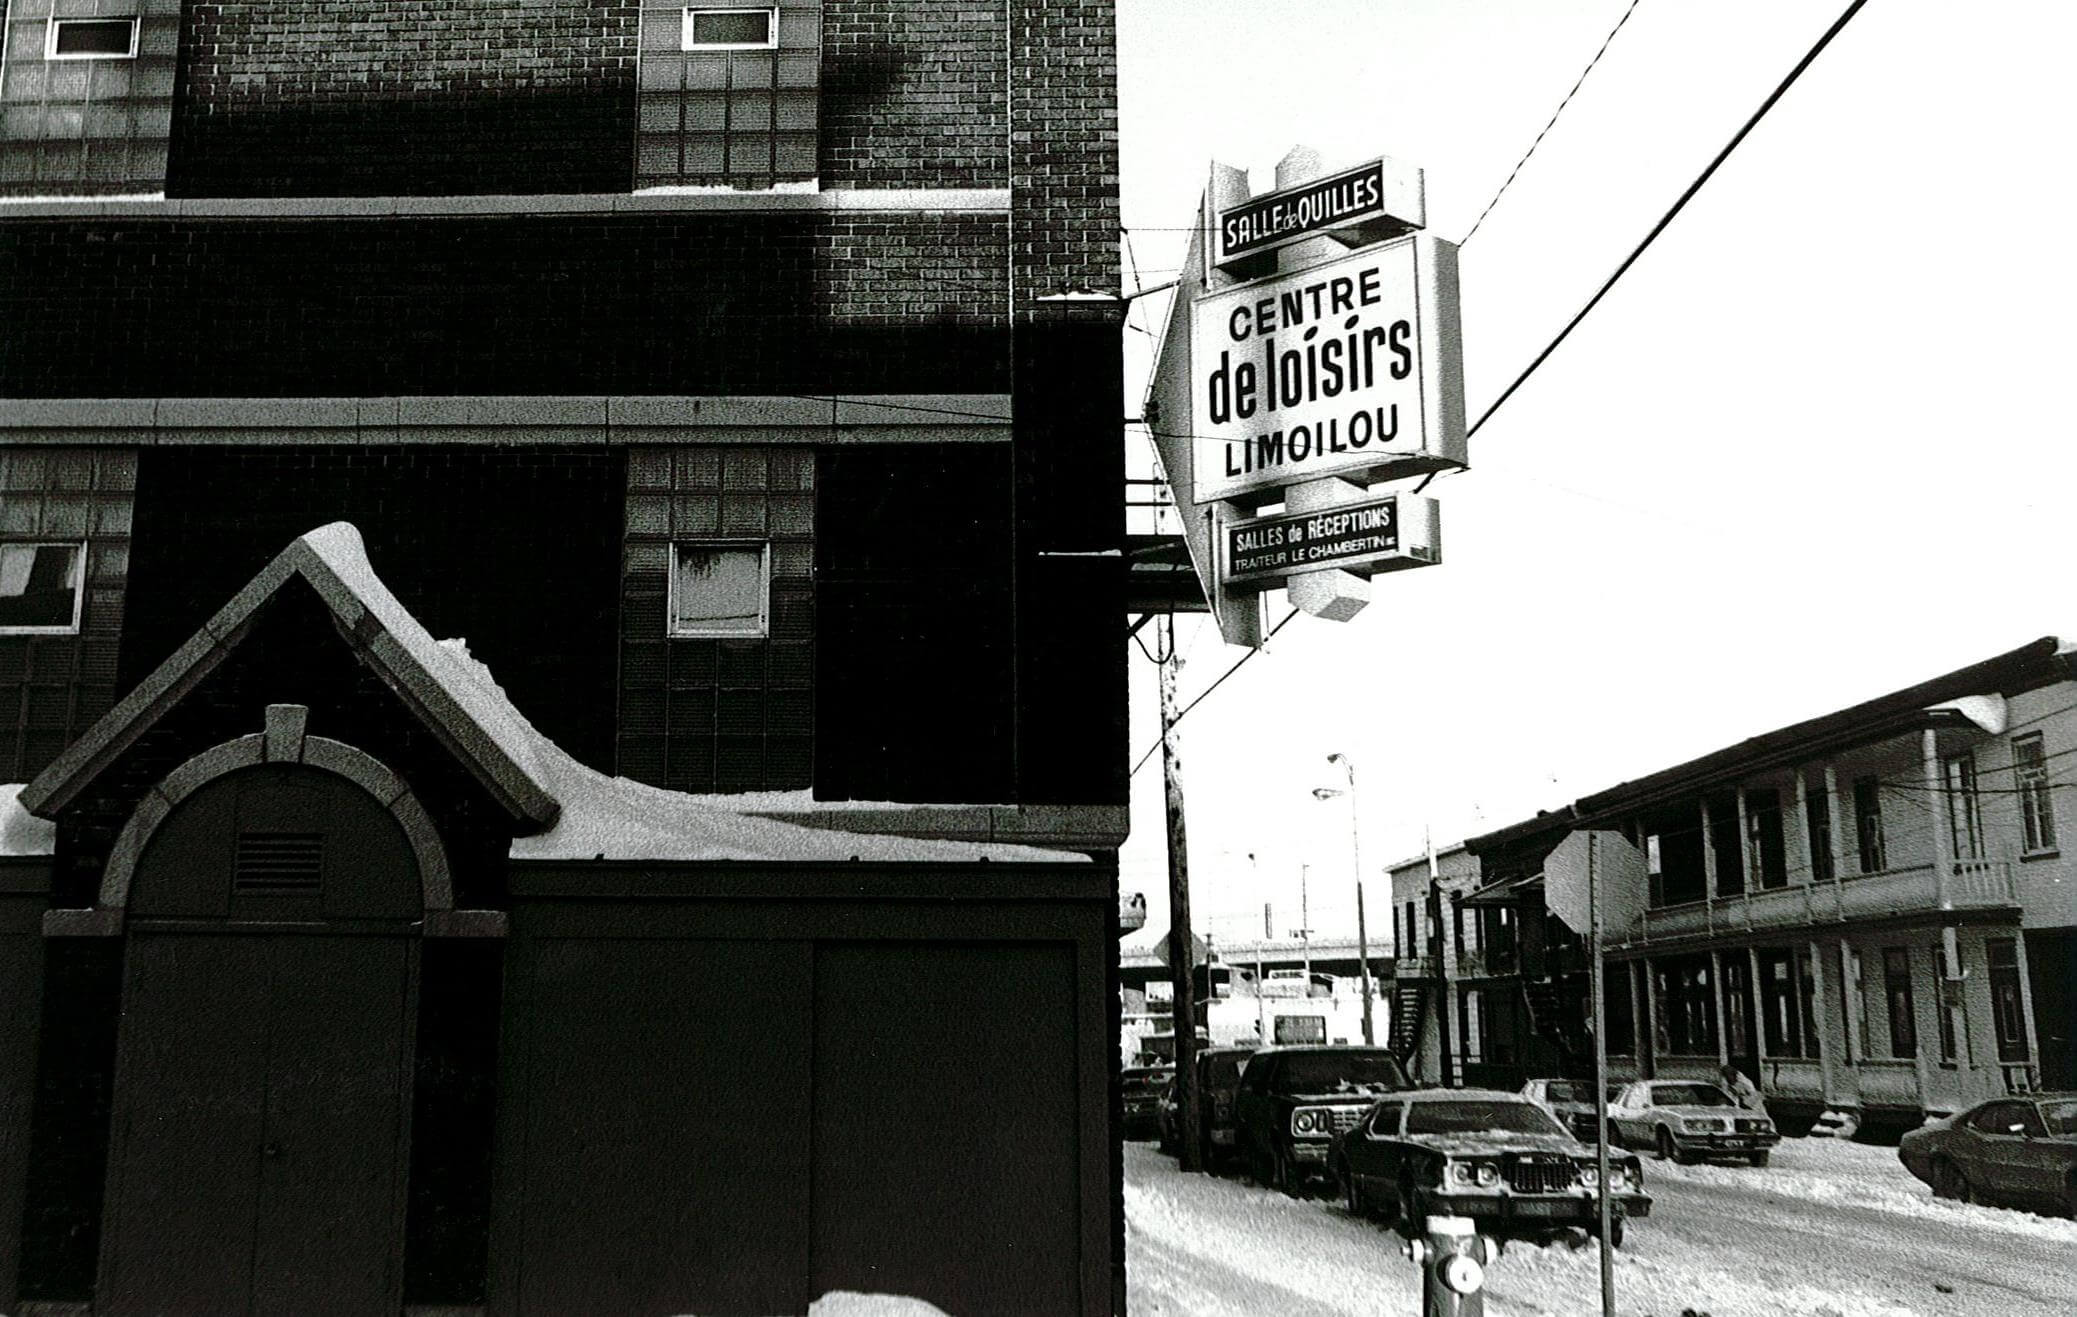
{"left": 1313, "top": 752, "right": 1375, "bottom": 1045}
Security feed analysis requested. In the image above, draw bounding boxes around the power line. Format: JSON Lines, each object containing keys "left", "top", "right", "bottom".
{"left": 1461, "top": 0, "right": 1647, "bottom": 246}
{"left": 1129, "top": 607, "right": 1300, "bottom": 777}
{"left": 1468, "top": 0, "right": 1870, "bottom": 439}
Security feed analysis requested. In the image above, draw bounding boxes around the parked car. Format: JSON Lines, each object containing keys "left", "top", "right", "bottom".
{"left": 1521, "top": 1078, "right": 1623, "bottom": 1144}
{"left": 1232, "top": 1045, "right": 1410, "bottom": 1196}
{"left": 1898, "top": 1092, "right": 2077, "bottom": 1216}
{"left": 1186, "top": 1045, "right": 1259, "bottom": 1169}
{"left": 1609, "top": 1079, "right": 1779, "bottom": 1165}
{"left": 1156, "top": 1076, "right": 1181, "bottom": 1155}
{"left": 1330, "top": 1087, "right": 1651, "bottom": 1246}
{"left": 1121, "top": 1065, "right": 1174, "bottom": 1141}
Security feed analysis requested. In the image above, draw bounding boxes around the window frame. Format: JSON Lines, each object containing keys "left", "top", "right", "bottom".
{"left": 680, "top": 6, "right": 780, "bottom": 51}
{"left": 1942, "top": 752, "right": 1985, "bottom": 861}
{"left": 1882, "top": 946, "right": 1917, "bottom": 1059}
{"left": 45, "top": 16, "right": 140, "bottom": 61}
{"left": 666, "top": 539, "right": 771, "bottom": 640}
{"left": 2014, "top": 733, "right": 2057, "bottom": 855}
{"left": 1853, "top": 775, "right": 1886, "bottom": 874}
{"left": 0, "top": 541, "right": 87, "bottom": 636}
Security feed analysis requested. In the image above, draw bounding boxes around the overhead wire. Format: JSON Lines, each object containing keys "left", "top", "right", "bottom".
{"left": 1460, "top": 0, "right": 1648, "bottom": 246}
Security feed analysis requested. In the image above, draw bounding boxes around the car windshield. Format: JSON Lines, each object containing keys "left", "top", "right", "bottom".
{"left": 1122, "top": 1071, "right": 1170, "bottom": 1095}
{"left": 1544, "top": 1082, "right": 1617, "bottom": 1104}
{"left": 1206, "top": 1054, "right": 1250, "bottom": 1084}
{"left": 2040, "top": 1099, "right": 2077, "bottom": 1136}
{"left": 1652, "top": 1083, "right": 1734, "bottom": 1107}
{"left": 1407, "top": 1100, "right": 1567, "bottom": 1138}
{"left": 1276, "top": 1052, "right": 1409, "bottom": 1094}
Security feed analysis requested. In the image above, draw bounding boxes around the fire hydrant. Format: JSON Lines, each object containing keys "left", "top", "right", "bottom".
{"left": 1403, "top": 1214, "right": 1493, "bottom": 1317}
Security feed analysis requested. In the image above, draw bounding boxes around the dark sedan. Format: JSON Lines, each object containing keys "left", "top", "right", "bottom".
{"left": 1332, "top": 1087, "right": 1651, "bottom": 1246}
{"left": 1899, "top": 1092, "right": 2077, "bottom": 1216}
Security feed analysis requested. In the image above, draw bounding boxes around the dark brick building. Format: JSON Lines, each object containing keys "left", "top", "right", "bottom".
{"left": 0, "top": 2, "right": 1129, "bottom": 1312}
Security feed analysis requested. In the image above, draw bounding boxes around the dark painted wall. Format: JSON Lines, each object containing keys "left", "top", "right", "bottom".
{"left": 0, "top": 215, "right": 1009, "bottom": 399}
{"left": 122, "top": 447, "right": 622, "bottom": 774}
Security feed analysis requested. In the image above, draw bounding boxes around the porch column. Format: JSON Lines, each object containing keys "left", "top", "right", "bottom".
{"left": 1839, "top": 938, "right": 1862, "bottom": 1065}
{"left": 1911, "top": 947, "right": 1933, "bottom": 1110}
{"left": 1808, "top": 939, "right": 1835, "bottom": 1103}
{"left": 1793, "top": 771, "right": 1815, "bottom": 886}
{"left": 1734, "top": 788, "right": 1753, "bottom": 902}
{"left": 1699, "top": 799, "right": 1718, "bottom": 932}
{"left": 1749, "top": 945, "right": 1767, "bottom": 1073}
{"left": 1710, "top": 948, "right": 1730, "bottom": 1066}
{"left": 2010, "top": 931, "right": 2044, "bottom": 1090}
{"left": 1922, "top": 728, "right": 1951, "bottom": 909}
{"left": 1641, "top": 956, "right": 1659, "bottom": 1079}
{"left": 1633, "top": 960, "right": 1650, "bottom": 1078}
{"left": 1823, "top": 765, "right": 1848, "bottom": 919}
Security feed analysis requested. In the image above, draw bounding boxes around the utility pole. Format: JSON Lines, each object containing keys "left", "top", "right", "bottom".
{"left": 1299, "top": 863, "right": 1312, "bottom": 984}
{"left": 1157, "top": 613, "right": 1201, "bottom": 1172}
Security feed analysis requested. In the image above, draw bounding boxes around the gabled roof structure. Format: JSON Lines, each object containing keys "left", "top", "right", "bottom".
{"left": 21, "top": 521, "right": 561, "bottom": 829}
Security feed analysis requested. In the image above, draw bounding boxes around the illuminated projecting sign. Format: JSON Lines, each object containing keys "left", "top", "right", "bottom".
{"left": 1190, "top": 234, "right": 1465, "bottom": 504}
{"left": 1217, "top": 158, "right": 1389, "bottom": 264}
{"left": 1222, "top": 493, "right": 1439, "bottom": 588}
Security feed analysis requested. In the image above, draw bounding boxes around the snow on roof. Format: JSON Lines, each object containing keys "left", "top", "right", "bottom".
{"left": 428, "top": 641, "right": 1085, "bottom": 865}
{"left": 0, "top": 784, "right": 54, "bottom": 856}
{"left": 806, "top": 1294, "right": 950, "bottom": 1317}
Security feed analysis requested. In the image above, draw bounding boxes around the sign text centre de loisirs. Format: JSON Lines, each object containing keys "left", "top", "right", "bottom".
{"left": 1190, "top": 235, "right": 1462, "bottom": 503}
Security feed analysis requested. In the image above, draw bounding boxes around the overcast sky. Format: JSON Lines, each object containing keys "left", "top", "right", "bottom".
{"left": 1112, "top": 0, "right": 2077, "bottom": 950}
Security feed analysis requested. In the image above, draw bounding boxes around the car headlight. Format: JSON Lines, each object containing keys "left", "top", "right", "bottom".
{"left": 1682, "top": 1117, "right": 1726, "bottom": 1133}
{"left": 1578, "top": 1164, "right": 1599, "bottom": 1188}
{"left": 1447, "top": 1161, "right": 1499, "bottom": 1187}
{"left": 1291, "top": 1107, "right": 1330, "bottom": 1137}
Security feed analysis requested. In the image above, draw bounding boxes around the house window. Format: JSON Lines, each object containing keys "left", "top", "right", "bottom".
{"left": 46, "top": 17, "right": 139, "bottom": 60}
{"left": 668, "top": 542, "right": 769, "bottom": 637}
{"left": 1987, "top": 939, "right": 2029, "bottom": 1063}
{"left": 1654, "top": 954, "right": 1716, "bottom": 1057}
{"left": 2015, "top": 734, "right": 2057, "bottom": 854}
{"left": 1707, "top": 793, "right": 1742, "bottom": 897}
{"left": 683, "top": 7, "right": 777, "bottom": 48}
{"left": 638, "top": 0, "right": 821, "bottom": 190}
{"left": 1853, "top": 776, "right": 1886, "bottom": 873}
{"left": 1759, "top": 949, "right": 1799, "bottom": 1056}
{"left": 1942, "top": 753, "right": 1985, "bottom": 861}
{"left": 0, "top": 542, "right": 85, "bottom": 633}
{"left": 1882, "top": 946, "right": 1917, "bottom": 1058}
{"left": 1744, "top": 787, "right": 1787, "bottom": 889}
{"left": 1605, "top": 962, "right": 1635, "bottom": 1056}
{"left": 1805, "top": 781, "right": 1835, "bottom": 882}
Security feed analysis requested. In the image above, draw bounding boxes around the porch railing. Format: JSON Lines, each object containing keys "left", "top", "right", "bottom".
{"left": 1621, "top": 860, "right": 2015, "bottom": 945}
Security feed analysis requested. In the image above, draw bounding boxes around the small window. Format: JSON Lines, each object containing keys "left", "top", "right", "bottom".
{"left": 670, "top": 542, "right": 769, "bottom": 638}
{"left": 682, "top": 7, "right": 778, "bottom": 49}
{"left": 0, "top": 543, "right": 85, "bottom": 634}
{"left": 47, "top": 17, "right": 140, "bottom": 60}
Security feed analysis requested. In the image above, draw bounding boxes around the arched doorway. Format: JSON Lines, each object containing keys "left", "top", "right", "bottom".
{"left": 93, "top": 723, "right": 441, "bottom": 1315}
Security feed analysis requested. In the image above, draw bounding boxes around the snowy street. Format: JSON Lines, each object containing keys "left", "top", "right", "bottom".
{"left": 1124, "top": 1138, "right": 2077, "bottom": 1317}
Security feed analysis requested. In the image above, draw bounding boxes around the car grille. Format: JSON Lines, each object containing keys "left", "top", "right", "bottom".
{"left": 1735, "top": 1118, "right": 1768, "bottom": 1133}
{"left": 1505, "top": 1157, "right": 1577, "bottom": 1194}
{"left": 1330, "top": 1107, "right": 1366, "bottom": 1134}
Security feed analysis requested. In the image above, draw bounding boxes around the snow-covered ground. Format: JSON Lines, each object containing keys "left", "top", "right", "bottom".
{"left": 1125, "top": 1138, "right": 2077, "bottom": 1317}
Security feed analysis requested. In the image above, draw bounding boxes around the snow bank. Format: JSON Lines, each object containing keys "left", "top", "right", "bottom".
{"left": 1643, "top": 1135, "right": 2077, "bottom": 1246}
{"left": 802, "top": 1293, "right": 949, "bottom": 1317}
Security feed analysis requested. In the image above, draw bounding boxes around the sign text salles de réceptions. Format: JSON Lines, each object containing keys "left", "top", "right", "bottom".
{"left": 1225, "top": 497, "right": 1403, "bottom": 584}
{"left": 1191, "top": 237, "right": 1445, "bottom": 503}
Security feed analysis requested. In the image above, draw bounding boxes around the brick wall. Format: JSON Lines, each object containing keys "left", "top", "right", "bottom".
{"left": 0, "top": 213, "right": 1009, "bottom": 397}
{"left": 169, "top": 0, "right": 639, "bottom": 196}
{"left": 821, "top": 0, "right": 1007, "bottom": 189}
{"left": 0, "top": 448, "right": 132, "bottom": 783}
{"left": 1011, "top": 0, "right": 1119, "bottom": 297}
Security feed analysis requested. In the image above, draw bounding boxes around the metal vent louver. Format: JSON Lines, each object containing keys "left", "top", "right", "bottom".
{"left": 234, "top": 832, "right": 323, "bottom": 894}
